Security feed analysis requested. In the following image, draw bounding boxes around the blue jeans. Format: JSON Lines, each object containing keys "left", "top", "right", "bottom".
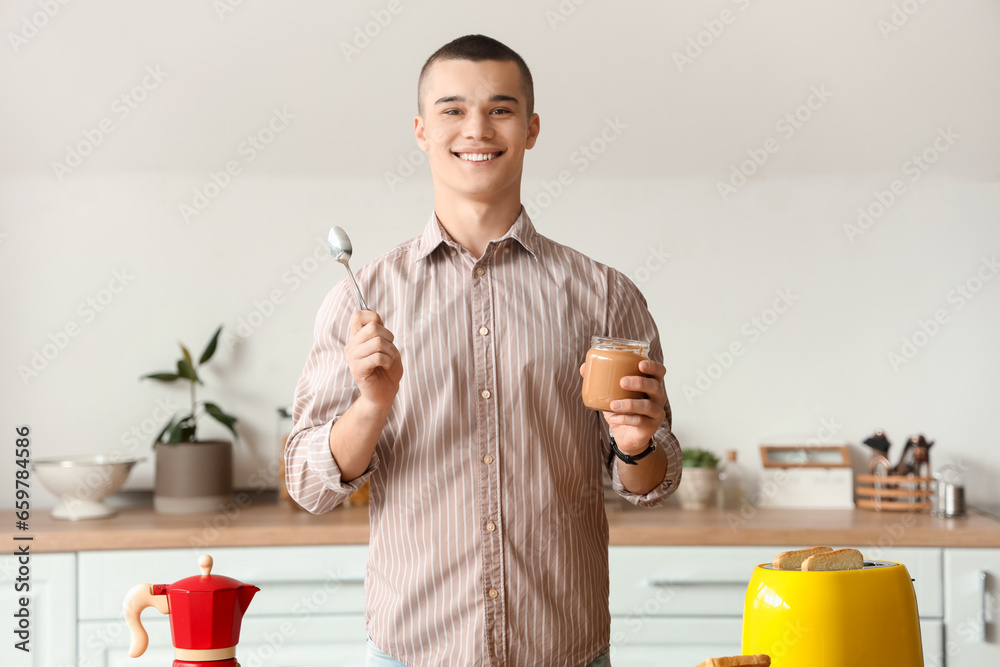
{"left": 366, "top": 637, "right": 612, "bottom": 666}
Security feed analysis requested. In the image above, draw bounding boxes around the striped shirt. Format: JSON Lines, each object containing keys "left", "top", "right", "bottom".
{"left": 285, "top": 209, "right": 682, "bottom": 666}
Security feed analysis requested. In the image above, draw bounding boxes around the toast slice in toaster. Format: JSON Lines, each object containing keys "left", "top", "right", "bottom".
{"left": 772, "top": 546, "right": 833, "bottom": 570}
{"left": 801, "top": 548, "right": 864, "bottom": 571}
{"left": 696, "top": 655, "right": 771, "bottom": 667}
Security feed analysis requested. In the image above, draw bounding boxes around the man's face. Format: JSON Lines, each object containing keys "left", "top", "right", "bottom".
{"left": 414, "top": 59, "right": 539, "bottom": 202}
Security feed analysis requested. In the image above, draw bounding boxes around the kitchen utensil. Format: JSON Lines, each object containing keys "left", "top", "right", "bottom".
{"left": 862, "top": 429, "right": 892, "bottom": 475}
{"left": 891, "top": 436, "right": 915, "bottom": 475}
{"left": 741, "top": 559, "right": 923, "bottom": 665}
{"left": 32, "top": 456, "right": 143, "bottom": 520}
{"left": 328, "top": 225, "right": 368, "bottom": 310}
{"left": 912, "top": 434, "right": 933, "bottom": 478}
{"left": 890, "top": 434, "right": 935, "bottom": 477}
{"left": 124, "top": 554, "right": 258, "bottom": 666}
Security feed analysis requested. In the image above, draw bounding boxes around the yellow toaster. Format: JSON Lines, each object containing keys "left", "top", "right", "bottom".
{"left": 741, "top": 559, "right": 923, "bottom": 666}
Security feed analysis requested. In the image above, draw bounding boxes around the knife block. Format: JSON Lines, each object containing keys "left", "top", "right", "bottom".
{"left": 855, "top": 474, "right": 934, "bottom": 511}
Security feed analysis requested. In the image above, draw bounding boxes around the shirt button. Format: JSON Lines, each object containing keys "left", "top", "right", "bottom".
{"left": 483, "top": 454, "right": 494, "bottom": 464}
{"left": 475, "top": 267, "right": 485, "bottom": 276}
{"left": 481, "top": 389, "right": 491, "bottom": 399}
{"left": 504, "top": 247, "right": 511, "bottom": 254}
{"left": 479, "top": 326, "right": 489, "bottom": 336}
{"left": 486, "top": 522, "right": 496, "bottom": 532}
{"left": 450, "top": 249, "right": 457, "bottom": 257}
{"left": 488, "top": 589, "right": 499, "bottom": 599}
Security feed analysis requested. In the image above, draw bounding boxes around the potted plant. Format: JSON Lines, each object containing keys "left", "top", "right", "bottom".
{"left": 676, "top": 448, "right": 720, "bottom": 510}
{"left": 141, "top": 325, "right": 239, "bottom": 514}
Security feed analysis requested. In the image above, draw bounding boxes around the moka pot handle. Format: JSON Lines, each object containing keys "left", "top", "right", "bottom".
{"left": 122, "top": 583, "right": 170, "bottom": 658}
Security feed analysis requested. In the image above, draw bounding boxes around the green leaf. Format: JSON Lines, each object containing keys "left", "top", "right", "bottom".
{"left": 152, "top": 416, "right": 176, "bottom": 446}
{"left": 168, "top": 421, "right": 184, "bottom": 444}
{"left": 177, "top": 359, "right": 200, "bottom": 384}
{"left": 178, "top": 423, "right": 197, "bottom": 442}
{"left": 199, "top": 326, "right": 223, "bottom": 365}
{"left": 179, "top": 344, "right": 193, "bottom": 366}
{"left": 204, "top": 402, "right": 238, "bottom": 440}
{"left": 165, "top": 415, "right": 197, "bottom": 444}
{"left": 142, "top": 372, "right": 181, "bottom": 382}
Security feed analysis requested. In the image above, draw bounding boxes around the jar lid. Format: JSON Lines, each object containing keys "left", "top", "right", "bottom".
{"left": 590, "top": 336, "right": 648, "bottom": 352}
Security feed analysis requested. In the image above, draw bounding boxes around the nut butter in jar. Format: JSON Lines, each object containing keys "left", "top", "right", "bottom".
{"left": 581, "top": 336, "right": 649, "bottom": 411}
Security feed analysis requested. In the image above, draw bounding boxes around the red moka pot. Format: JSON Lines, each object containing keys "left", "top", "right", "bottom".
{"left": 123, "top": 554, "right": 259, "bottom": 666}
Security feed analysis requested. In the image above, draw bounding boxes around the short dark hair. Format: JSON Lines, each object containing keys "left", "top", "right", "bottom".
{"left": 417, "top": 34, "right": 534, "bottom": 116}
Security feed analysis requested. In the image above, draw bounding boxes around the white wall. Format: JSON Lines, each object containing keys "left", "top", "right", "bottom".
{"left": 2, "top": 0, "right": 998, "bottom": 508}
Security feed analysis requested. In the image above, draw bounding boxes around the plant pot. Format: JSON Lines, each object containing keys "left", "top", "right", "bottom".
{"left": 677, "top": 467, "right": 719, "bottom": 510}
{"left": 154, "top": 440, "right": 233, "bottom": 514}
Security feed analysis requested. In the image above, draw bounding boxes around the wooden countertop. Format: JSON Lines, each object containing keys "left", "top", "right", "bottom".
{"left": 5, "top": 499, "right": 999, "bottom": 553}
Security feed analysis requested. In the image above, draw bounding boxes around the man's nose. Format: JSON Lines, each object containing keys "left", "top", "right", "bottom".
{"left": 462, "top": 112, "right": 494, "bottom": 140}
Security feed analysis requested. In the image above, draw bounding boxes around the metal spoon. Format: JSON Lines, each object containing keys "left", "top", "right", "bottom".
{"left": 328, "top": 226, "right": 368, "bottom": 310}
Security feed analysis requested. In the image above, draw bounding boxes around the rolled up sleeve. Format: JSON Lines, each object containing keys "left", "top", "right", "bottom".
{"left": 284, "top": 280, "right": 379, "bottom": 513}
{"left": 608, "top": 404, "right": 683, "bottom": 508}
{"left": 603, "top": 269, "right": 683, "bottom": 507}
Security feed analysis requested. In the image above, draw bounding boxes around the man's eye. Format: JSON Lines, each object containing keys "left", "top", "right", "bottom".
{"left": 491, "top": 109, "right": 511, "bottom": 115}
{"left": 443, "top": 109, "right": 462, "bottom": 116}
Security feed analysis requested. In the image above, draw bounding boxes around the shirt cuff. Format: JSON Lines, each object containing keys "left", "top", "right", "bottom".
{"left": 305, "top": 418, "right": 380, "bottom": 495}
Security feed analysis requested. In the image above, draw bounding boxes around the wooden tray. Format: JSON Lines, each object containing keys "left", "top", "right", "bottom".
{"left": 856, "top": 474, "right": 934, "bottom": 512}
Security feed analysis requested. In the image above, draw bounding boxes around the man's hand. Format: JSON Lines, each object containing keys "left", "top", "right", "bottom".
{"left": 346, "top": 310, "right": 403, "bottom": 409}
{"left": 580, "top": 358, "right": 667, "bottom": 454}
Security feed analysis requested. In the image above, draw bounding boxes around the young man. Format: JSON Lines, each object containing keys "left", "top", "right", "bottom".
{"left": 286, "top": 35, "right": 682, "bottom": 667}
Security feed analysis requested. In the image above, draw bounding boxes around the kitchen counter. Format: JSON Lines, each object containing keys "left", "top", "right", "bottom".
{"left": 4, "top": 499, "right": 999, "bottom": 552}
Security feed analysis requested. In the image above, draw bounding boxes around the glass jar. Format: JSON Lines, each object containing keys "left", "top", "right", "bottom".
{"left": 276, "top": 407, "right": 300, "bottom": 508}
{"left": 717, "top": 449, "right": 747, "bottom": 511}
{"left": 581, "top": 336, "right": 649, "bottom": 411}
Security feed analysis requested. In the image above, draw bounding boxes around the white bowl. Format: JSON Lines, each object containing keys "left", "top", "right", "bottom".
{"left": 32, "top": 456, "right": 144, "bottom": 520}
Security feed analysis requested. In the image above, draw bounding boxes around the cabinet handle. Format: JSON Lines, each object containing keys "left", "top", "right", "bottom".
{"left": 980, "top": 570, "right": 990, "bottom": 642}
{"left": 646, "top": 579, "right": 747, "bottom": 588}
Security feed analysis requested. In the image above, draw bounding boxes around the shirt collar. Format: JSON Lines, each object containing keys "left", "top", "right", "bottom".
{"left": 413, "top": 206, "right": 541, "bottom": 262}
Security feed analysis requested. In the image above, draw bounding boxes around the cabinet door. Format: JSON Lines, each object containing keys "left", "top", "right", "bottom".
{"left": 78, "top": 545, "right": 368, "bottom": 620}
{"left": 611, "top": 617, "right": 742, "bottom": 665}
{"left": 944, "top": 548, "right": 1000, "bottom": 665}
{"left": 610, "top": 546, "right": 943, "bottom": 666}
{"left": 609, "top": 546, "right": 781, "bottom": 617}
{"left": 0, "top": 553, "right": 76, "bottom": 667}
{"left": 79, "top": 614, "right": 367, "bottom": 667}
{"left": 610, "top": 614, "right": 942, "bottom": 666}
{"left": 610, "top": 546, "right": 941, "bottom": 619}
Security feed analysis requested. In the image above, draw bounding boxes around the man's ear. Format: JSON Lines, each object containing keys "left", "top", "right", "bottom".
{"left": 525, "top": 113, "right": 540, "bottom": 150}
{"left": 414, "top": 114, "right": 429, "bottom": 151}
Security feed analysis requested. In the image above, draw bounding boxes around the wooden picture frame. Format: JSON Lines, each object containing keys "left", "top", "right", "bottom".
{"left": 759, "top": 444, "right": 851, "bottom": 468}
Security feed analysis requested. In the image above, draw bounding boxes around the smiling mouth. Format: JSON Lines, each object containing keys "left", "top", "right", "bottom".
{"left": 453, "top": 151, "right": 504, "bottom": 162}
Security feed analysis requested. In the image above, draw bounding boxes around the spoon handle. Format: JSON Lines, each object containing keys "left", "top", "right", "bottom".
{"left": 346, "top": 268, "right": 368, "bottom": 311}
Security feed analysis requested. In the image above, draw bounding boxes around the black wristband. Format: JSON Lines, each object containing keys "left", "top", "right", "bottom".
{"left": 609, "top": 435, "right": 656, "bottom": 465}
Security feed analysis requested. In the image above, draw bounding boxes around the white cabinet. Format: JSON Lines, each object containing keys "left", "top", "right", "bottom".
{"left": 0, "top": 552, "right": 76, "bottom": 667}
{"left": 609, "top": 546, "right": 944, "bottom": 666}
{"left": 944, "top": 548, "right": 1000, "bottom": 666}
{"left": 610, "top": 617, "right": 743, "bottom": 665}
{"left": 4, "top": 543, "right": 992, "bottom": 665}
{"left": 77, "top": 545, "right": 368, "bottom": 618}
{"left": 76, "top": 545, "right": 369, "bottom": 667}
{"left": 77, "top": 615, "right": 368, "bottom": 667}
